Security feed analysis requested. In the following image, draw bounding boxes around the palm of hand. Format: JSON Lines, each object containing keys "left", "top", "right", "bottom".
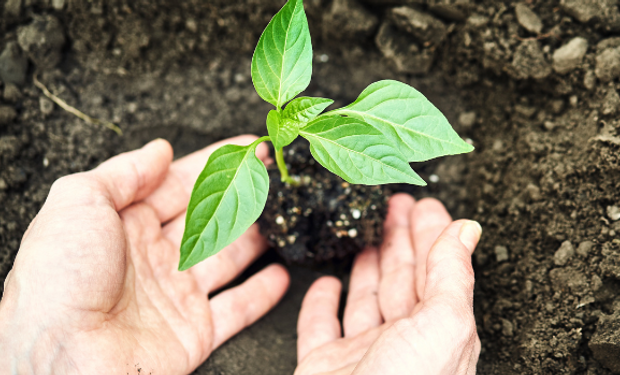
{"left": 0, "top": 137, "right": 288, "bottom": 374}
{"left": 295, "top": 195, "right": 481, "bottom": 375}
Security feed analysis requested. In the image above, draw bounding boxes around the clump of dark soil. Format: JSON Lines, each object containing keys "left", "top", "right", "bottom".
{"left": 258, "top": 140, "right": 387, "bottom": 265}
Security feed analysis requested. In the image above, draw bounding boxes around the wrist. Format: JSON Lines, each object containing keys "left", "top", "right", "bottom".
{"left": 0, "top": 297, "right": 73, "bottom": 374}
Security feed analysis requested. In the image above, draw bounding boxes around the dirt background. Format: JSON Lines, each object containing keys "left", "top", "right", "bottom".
{"left": 1, "top": 0, "right": 620, "bottom": 374}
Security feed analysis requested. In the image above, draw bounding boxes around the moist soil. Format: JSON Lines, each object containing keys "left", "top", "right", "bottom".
{"left": 1, "top": 0, "right": 620, "bottom": 374}
{"left": 259, "top": 140, "right": 387, "bottom": 265}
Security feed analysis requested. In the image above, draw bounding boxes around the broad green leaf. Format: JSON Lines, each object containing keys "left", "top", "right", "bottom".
{"left": 300, "top": 116, "right": 426, "bottom": 186}
{"left": 251, "top": 0, "right": 312, "bottom": 108}
{"left": 283, "top": 97, "right": 334, "bottom": 123}
{"left": 179, "top": 141, "right": 269, "bottom": 271}
{"left": 267, "top": 109, "right": 300, "bottom": 150}
{"left": 328, "top": 80, "right": 474, "bottom": 162}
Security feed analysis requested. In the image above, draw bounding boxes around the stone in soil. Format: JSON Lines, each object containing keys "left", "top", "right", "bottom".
{"left": 494, "top": 245, "right": 508, "bottom": 262}
{"left": 375, "top": 21, "right": 434, "bottom": 74}
{"left": 17, "top": 15, "right": 66, "bottom": 70}
{"left": 3, "top": 84, "right": 22, "bottom": 103}
{"left": 4, "top": 0, "right": 21, "bottom": 18}
{"left": 554, "top": 240, "right": 575, "bottom": 266}
{"left": 561, "top": 0, "right": 620, "bottom": 30}
{"left": 601, "top": 88, "right": 620, "bottom": 116}
{"left": 0, "top": 42, "right": 28, "bottom": 86}
{"left": 549, "top": 267, "right": 588, "bottom": 295}
{"left": 595, "top": 47, "right": 620, "bottom": 82}
{"left": 589, "top": 312, "right": 620, "bottom": 372}
{"left": 322, "top": 0, "right": 378, "bottom": 42}
{"left": 510, "top": 40, "right": 551, "bottom": 80}
{"left": 607, "top": 205, "right": 620, "bottom": 221}
{"left": 553, "top": 37, "right": 588, "bottom": 74}
{"left": 0, "top": 106, "right": 17, "bottom": 128}
{"left": 427, "top": 0, "right": 470, "bottom": 21}
{"left": 389, "top": 6, "right": 447, "bottom": 46}
{"left": 515, "top": 3, "right": 543, "bottom": 34}
{"left": 258, "top": 141, "right": 387, "bottom": 265}
{"left": 577, "top": 240, "right": 595, "bottom": 257}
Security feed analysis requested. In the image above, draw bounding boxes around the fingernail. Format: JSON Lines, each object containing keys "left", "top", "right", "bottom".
{"left": 459, "top": 221, "right": 482, "bottom": 253}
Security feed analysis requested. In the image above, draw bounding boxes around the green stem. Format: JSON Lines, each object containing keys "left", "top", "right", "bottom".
{"left": 275, "top": 148, "right": 299, "bottom": 186}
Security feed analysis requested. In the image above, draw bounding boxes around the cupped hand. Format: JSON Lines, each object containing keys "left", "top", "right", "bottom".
{"left": 295, "top": 194, "right": 481, "bottom": 375}
{"left": 0, "top": 136, "right": 290, "bottom": 374}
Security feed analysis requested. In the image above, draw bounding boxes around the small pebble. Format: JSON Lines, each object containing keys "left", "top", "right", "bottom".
{"left": 554, "top": 240, "right": 575, "bottom": 266}
{"left": 458, "top": 111, "right": 477, "bottom": 128}
{"left": 607, "top": 206, "right": 620, "bottom": 221}
{"left": 351, "top": 209, "right": 361, "bottom": 219}
{"left": 577, "top": 240, "right": 595, "bottom": 257}
{"left": 287, "top": 235, "right": 296, "bottom": 244}
{"left": 515, "top": 3, "right": 543, "bottom": 34}
{"left": 275, "top": 215, "right": 285, "bottom": 225}
{"left": 495, "top": 245, "right": 509, "bottom": 262}
{"left": 0, "top": 178, "right": 7, "bottom": 190}
{"left": 319, "top": 54, "right": 329, "bottom": 63}
{"left": 42, "top": 157, "right": 49, "bottom": 167}
{"left": 552, "top": 37, "right": 588, "bottom": 74}
{"left": 348, "top": 228, "right": 358, "bottom": 238}
{"left": 39, "top": 97, "right": 54, "bottom": 115}
{"left": 429, "top": 174, "right": 439, "bottom": 183}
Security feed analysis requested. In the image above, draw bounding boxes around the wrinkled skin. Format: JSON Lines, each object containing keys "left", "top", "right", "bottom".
{"left": 0, "top": 136, "right": 289, "bottom": 374}
{"left": 295, "top": 195, "right": 481, "bottom": 375}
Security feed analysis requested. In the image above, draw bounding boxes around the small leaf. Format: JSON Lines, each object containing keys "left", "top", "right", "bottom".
{"left": 283, "top": 97, "right": 334, "bottom": 123}
{"left": 267, "top": 109, "right": 300, "bottom": 150}
{"left": 300, "top": 116, "right": 426, "bottom": 186}
{"left": 251, "top": 0, "right": 312, "bottom": 108}
{"left": 179, "top": 142, "right": 269, "bottom": 271}
{"left": 329, "top": 80, "right": 474, "bottom": 162}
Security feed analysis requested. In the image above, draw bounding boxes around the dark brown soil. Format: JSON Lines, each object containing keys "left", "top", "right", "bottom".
{"left": 1, "top": 0, "right": 620, "bottom": 374}
{"left": 259, "top": 140, "right": 387, "bottom": 265}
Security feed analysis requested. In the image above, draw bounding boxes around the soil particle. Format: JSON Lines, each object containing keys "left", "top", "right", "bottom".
{"left": 514, "top": 3, "right": 542, "bottom": 34}
{"left": 494, "top": 245, "right": 509, "bottom": 262}
{"left": 0, "top": 106, "right": 17, "bottom": 127}
{"left": 509, "top": 40, "right": 551, "bottom": 80}
{"left": 17, "top": 15, "right": 66, "bottom": 70}
{"left": 549, "top": 267, "right": 588, "bottom": 295}
{"left": 607, "top": 205, "right": 620, "bottom": 221}
{"left": 4, "top": 0, "right": 22, "bottom": 18}
{"left": 595, "top": 47, "right": 620, "bottom": 82}
{"left": 589, "top": 312, "right": 620, "bottom": 373}
{"left": 601, "top": 87, "right": 620, "bottom": 116}
{"left": 427, "top": 0, "right": 470, "bottom": 21}
{"left": 389, "top": 6, "right": 447, "bottom": 46}
{"left": 554, "top": 241, "right": 575, "bottom": 266}
{"left": 258, "top": 141, "right": 387, "bottom": 265}
{"left": 561, "top": 0, "right": 620, "bottom": 30}
{"left": 552, "top": 37, "right": 588, "bottom": 75}
{"left": 577, "top": 240, "right": 595, "bottom": 257}
{"left": 375, "top": 20, "right": 434, "bottom": 74}
{"left": 3, "top": 84, "right": 22, "bottom": 103}
{"left": 39, "top": 97, "right": 54, "bottom": 116}
{"left": 458, "top": 111, "right": 476, "bottom": 128}
{"left": 0, "top": 41, "right": 28, "bottom": 86}
{"left": 322, "top": 0, "right": 378, "bottom": 42}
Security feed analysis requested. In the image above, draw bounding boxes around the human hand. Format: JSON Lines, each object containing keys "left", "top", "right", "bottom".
{"left": 0, "top": 136, "right": 290, "bottom": 374}
{"left": 295, "top": 194, "right": 481, "bottom": 375}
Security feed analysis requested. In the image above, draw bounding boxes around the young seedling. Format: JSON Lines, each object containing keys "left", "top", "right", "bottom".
{"left": 178, "top": 0, "right": 473, "bottom": 270}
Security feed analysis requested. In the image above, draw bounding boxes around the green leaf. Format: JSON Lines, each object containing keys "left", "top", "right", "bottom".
{"left": 329, "top": 80, "right": 474, "bottom": 162}
{"left": 283, "top": 97, "right": 334, "bottom": 123}
{"left": 267, "top": 109, "right": 300, "bottom": 150}
{"left": 179, "top": 141, "right": 269, "bottom": 271}
{"left": 251, "top": 0, "right": 312, "bottom": 108}
{"left": 300, "top": 116, "right": 426, "bottom": 186}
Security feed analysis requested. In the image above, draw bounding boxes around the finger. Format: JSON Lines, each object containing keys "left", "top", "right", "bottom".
{"left": 378, "top": 194, "right": 416, "bottom": 321}
{"left": 343, "top": 248, "right": 382, "bottom": 338}
{"left": 466, "top": 336, "right": 481, "bottom": 375}
{"left": 210, "top": 264, "right": 290, "bottom": 349}
{"left": 410, "top": 198, "right": 452, "bottom": 300}
{"left": 297, "top": 276, "right": 343, "bottom": 362}
{"left": 317, "top": 364, "right": 357, "bottom": 375}
{"left": 91, "top": 138, "right": 173, "bottom": 211}
{"left": 144, "top": 135, "right": 270, "bottom": 223}
{"left": 422, "top": 219, "right": 481, "bottom": 306}
{"left": 162, "top": 211, "right": 269, "bottom": 292}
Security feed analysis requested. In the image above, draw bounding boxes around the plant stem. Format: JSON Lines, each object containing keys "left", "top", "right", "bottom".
{"left": 275, "top": 148, "right": 299, "bottom": 186}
